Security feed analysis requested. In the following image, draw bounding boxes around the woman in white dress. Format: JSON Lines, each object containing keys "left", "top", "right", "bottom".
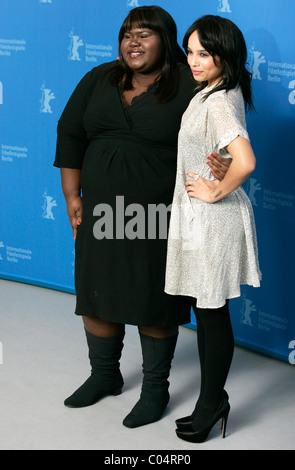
{"left": 165, "top": 15, "right": 261, "bottom": 443}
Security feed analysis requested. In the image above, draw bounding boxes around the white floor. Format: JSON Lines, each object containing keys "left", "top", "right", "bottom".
{"left": 0, "top": 279, "right": 294, "bottom": 451}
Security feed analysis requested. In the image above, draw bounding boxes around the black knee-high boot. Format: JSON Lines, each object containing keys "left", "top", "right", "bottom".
{"left": 64, "top": 330, "right": 125, "bottom": 408}
{"left": 123, "top": 333, "right": 178, "bottom": 428}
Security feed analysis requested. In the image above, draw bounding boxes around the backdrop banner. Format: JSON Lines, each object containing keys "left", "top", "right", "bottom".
{"left": 1, "top": 0, "right": 294, "bottom": 363}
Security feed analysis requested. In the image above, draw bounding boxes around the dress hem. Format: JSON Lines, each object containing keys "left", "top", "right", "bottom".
{"left": 74, "top": 308, "right": 191, "bottom": 327}
{"left": 164, "top": 284, "right": 260, "bottom": 310}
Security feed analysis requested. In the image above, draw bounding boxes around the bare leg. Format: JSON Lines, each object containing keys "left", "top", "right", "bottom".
{"left": 139, "top": 325, "right": 178, "bottom": 338}
{"left": 83, "top": 316, "right": 125, "bottom": 337}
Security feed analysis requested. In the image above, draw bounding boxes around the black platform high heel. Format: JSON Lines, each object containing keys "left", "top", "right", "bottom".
{"left": 175, "top": 390, "right": 229, "bottom": 431}
{"left": 175, "top": 396, "right": 230, "bottom": 443}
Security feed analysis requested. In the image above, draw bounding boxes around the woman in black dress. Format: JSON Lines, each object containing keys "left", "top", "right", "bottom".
{"left": 54, "top": 6, "right": 229, "bottom": 428}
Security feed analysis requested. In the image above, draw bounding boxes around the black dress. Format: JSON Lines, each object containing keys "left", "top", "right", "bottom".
{"left": 54, "top": 61, "right": 196, "bottom": 326}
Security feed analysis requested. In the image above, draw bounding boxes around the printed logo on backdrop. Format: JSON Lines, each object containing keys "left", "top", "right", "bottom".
{"left": 245, "top": 177, "right": 294, "bottom": 212}
{"left": 68, "top": 29, "right": 112, "bottom": 64}
{"left": 249, "top": 42, "right": 295, "bottom": 104}
{"left": 1, "top": 144, "right": 28, "bottom": 163}
{"left": 240, "top": 294, "right": 288, "bottom": 334}
{"left": 241, "top": 295, "right": 294, "bottom": 363}
{"left": 217, "top": 0, "right": 231, "bottom": 13}
{"left": 268, "top": 61, "right": 295, "bottom": 87}
{"left": 68, "top": 30, "right": 84, "bottom": 61}
{"left": 42, "top": 190, "right": 57, "bottom": 220}
{"left": 40, "top": 82, "right": 55, "bottom": 113}
{"left": 0, "top": 81, "right": 3, "bottom": 104}
{"left": 240, "top": 295, "right": 256, "bottom": 327}
{"left": 127, "top": 0, "right": 140, "bottom": 7}
{"left": 40, "top": 0, "right": 52, "bottom": 3}
{"left": 247, "top": 178, "right": 261, "bottom": 207}
{"left": 249, "top": 44, "right": 266, "bottom": 81}
{"left": 0, "top": 38, "right": 26, "bottom": 57}
{"left": 0, "top": 241, "right": 4, "bottom": 260}
{"left": 0, "top": 242, "right": 32, "bottom": 264}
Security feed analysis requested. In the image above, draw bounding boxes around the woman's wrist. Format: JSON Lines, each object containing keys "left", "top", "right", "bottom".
{"left": 211, "top": 188, "right": 223, "bottom": 202}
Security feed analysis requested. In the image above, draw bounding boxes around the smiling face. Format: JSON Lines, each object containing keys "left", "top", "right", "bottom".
{"left": 187, "top": 30, "right": 223, "bottom": 86}
{"left": 120, "top": 28, "right": 163, "bottom": 75}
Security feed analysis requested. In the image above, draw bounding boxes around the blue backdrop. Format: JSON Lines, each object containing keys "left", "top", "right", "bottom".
{"left": 1, "top": 0, "right": 294, "bottom": 364}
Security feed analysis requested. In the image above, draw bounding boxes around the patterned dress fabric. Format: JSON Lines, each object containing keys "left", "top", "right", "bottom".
{"left": 165, "top": 85, "right": 261, "bottom": 309}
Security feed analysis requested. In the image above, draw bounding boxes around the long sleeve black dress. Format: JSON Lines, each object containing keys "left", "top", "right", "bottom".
{"left": 54, "top": 60, "right": 196, "bottom": 326}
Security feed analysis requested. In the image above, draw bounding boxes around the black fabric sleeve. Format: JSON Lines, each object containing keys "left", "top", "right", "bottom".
{"left": 54, "top": 63, "right": 112, "bottom": 169}
{"left": 54, "top": 70, "right": 94, "bottom": 169}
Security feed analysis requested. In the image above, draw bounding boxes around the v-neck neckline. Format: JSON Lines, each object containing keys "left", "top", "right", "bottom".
{"left": 118, "top": 80, "right": 155, "bottom": 109}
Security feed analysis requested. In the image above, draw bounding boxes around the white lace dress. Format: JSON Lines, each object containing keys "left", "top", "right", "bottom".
{"left": 165, "top": 85, "right": 261, "bottom": 309}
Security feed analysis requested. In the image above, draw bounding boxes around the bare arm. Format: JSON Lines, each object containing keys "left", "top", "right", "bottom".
{"left": 60, "top": 168, "right": 82, "bottom": 240}
{"left": 186, "top": 137, "right": 256, "bottom": 203}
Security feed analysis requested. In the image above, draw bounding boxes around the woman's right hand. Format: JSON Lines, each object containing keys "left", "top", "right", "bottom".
{"left": 66, "top": 195, "right": 83, "bottom": 240}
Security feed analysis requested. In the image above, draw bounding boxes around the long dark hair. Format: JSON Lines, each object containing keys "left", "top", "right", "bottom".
{"left": 107, "top": 6, "right": 187, "bottom": 103}
{"left": 183, "top": 15, "right": 254, "bottom": 110}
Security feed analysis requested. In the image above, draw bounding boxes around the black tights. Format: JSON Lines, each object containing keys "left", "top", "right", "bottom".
{"left": 192, "top": 301, "right": 234, "bottom": 415}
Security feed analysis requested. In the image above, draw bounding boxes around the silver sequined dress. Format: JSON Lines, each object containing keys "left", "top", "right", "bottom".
{"left": 165, "top": 85, "right": 261, "bottom": 309}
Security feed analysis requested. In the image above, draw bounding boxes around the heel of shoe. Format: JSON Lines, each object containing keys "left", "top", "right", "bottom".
{"left": 176, "top": 390, "right": 229, "bottom": 430}
{"left": 221, "top": 405, "right": 230, "bottom": 438}
{"left": 176, "top": 398, "right": 230, "bottom": 444}
{"left": 111, "top": 386, "right": 123, "bottom": 396}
